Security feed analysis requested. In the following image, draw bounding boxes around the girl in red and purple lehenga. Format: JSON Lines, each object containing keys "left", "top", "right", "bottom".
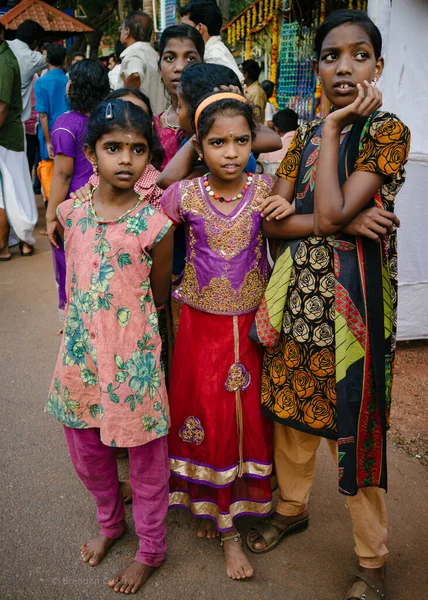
{"left": 161, "top": 92, "right": 293, "bottom": 581}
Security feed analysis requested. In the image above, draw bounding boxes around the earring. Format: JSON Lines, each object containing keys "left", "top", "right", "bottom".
{"left": 159, "top": 73, "right": 163, "bottom": 84}
{"left": 316, "top": 76, "right": 321, "bottom": 84}
{"left": 92, "top": 163, "right": 98, "bottom": 176}
{"left": 198, "top": 153, "right": 203, "bottom": 162}
{"left": 372, "top": 78, "right": 378, "bottom": 86}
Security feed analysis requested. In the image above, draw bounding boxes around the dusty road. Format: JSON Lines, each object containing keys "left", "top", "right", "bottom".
{"left": 1, "top": 202, "right": 427, "bottom": 600}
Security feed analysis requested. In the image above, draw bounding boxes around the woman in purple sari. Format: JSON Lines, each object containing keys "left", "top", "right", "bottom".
{"left": 46, "top": 59, "right": 110, "bottom": 312}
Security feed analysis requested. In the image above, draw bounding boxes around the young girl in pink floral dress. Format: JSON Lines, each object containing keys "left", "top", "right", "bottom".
{"left": 46, "top": 99, "right": 173, "bottom": 595}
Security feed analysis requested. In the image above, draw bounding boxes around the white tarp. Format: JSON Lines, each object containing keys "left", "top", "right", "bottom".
{"left": 369, "top": 0, "right": 428, "bottom": 339}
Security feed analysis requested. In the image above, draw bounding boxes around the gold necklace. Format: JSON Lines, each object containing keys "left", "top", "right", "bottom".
{"left": 89, "top": 188, "right": 144, "bottom": 222}
{"left": 164, "top": 105, "right": 180, "bottom": 130}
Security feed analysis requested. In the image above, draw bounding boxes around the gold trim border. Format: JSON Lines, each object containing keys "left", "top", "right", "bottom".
{"left": 170, "top": 457, "right": 272, "bottom": 487}
{"left": 169, "top": 491, "right": 272, "bottom": 530}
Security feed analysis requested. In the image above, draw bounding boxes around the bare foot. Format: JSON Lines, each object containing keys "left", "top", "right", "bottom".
{"left": 197, "top": 518, "right": 219, "bottom": 539}
{"left": 108, "top": 561, "right": 157, "bottom": 594}
{"left": 223, "top": 533, "right": 254, "bottom": 580}
{"left": 120, "top": 480, "right": 133, "bottom": 504}
{"left": 80, "top": 534, "right": 117, "bottom": 567}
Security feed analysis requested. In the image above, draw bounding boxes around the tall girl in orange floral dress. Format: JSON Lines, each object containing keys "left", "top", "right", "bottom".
{"left": 46, "top": 99, "right": 173, "bottom": 595}
{"left": 248, "top": 10, "right": 410, "bottom": 600}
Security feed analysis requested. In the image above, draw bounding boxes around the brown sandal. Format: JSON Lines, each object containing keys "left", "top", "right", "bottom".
{"left": 344, "top": 572, "right": 387, "bottom": 600}
{"left": 246, "top": 514, "right": 309, "bottom": 554}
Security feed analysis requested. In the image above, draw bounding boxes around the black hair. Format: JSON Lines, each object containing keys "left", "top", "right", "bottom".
{"left": 16, "top": 20, "right": 44, "bottom": 46}
{"left": 261, "top": 80, "right": 274, "bottom": 99}
{"left": 68, "top": 59, "right": 111, "bottom": 114}
{"left": 47, "top": 44, "right": 66, "bottom": 67}
{"left": 242, "top": 59, "right": 261, "bottom": 82}
{"left": 123, "top": 11, "right": 153, "bottom": 43}
{"left": 180, "top": 63, "right": 243, "bottom": 130}
{"left": 180, "top": 0, "right": 222, "bottom": 37}
{"left": 314, "top": 9, "right": 382, "bottom": 59}
{"left": 106, "top": 88, "right": 153, "bottom": 118}
{"left": 0, "top": 23, "right": 5, "bottom": 36}
{"left": 158, "top": 24, "right": 205, "bottom": 61}
{"left": 85, "top": 100, "right": 154, "bottom": 158}
{"left": 114, "top": 39, "right": 125, "bottom": 61}
{"left": 273, "top": 109, "right": 299, "bottom": 134}
{"left": 72, "top": 51, "right": 86, "bottom": 60}
{"left": 105, "top": 89, "right": 165, "bottom": 170}
{"left": 196, "top": 95, "right": 256, "bottom": 144}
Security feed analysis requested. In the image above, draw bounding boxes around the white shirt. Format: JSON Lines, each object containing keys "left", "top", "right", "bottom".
{"left": 108, "top": 64, "right": 122, "bottom": 91}
{"left": 265, "top": 101, "right": 277, "bottom": 124}
{"left": 8, "top": 39, "right": 46, "bottom": 122}
{"left": 119, "top": 42, "right": 168, "bottom": 115}
{"left": 204, "top": 36, "right": 245, "bottom": 86}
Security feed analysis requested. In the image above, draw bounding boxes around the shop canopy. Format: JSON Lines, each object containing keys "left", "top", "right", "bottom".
{"left": 0, "top": 0, "right": 93, "bottom": 39}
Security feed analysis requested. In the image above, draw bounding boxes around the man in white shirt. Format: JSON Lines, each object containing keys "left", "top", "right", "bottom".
{"left": 108, "top": 41, "right": 123, "bottom": 91}
{"left": 8, "top": 20, "right": 46, "bottom": 122}
{"left": 180, "top": 1, "right": 244, "bottom": 86}
{"left": 118, "top": 11, "right": 168, "bottom": 115}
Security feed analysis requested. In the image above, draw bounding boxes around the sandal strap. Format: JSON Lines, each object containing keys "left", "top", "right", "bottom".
{"left": 220, "top": 532, "right": 241, "bottom": 546}
{"left": 345, "top": 572, "right": 386, "bottom": 600}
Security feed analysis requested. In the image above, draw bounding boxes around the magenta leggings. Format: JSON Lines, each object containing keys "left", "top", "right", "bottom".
{"left": 63, "top": 426, "right": 169, "bottom": 567}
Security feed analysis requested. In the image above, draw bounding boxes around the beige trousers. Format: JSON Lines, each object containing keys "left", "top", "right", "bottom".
{"left": 274, "top": 423, "right": 388, "bottom": 568}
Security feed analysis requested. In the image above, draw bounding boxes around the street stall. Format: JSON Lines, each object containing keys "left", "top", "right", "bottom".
{"left": 222, "top": 0, "right": 368, "bottom": 121}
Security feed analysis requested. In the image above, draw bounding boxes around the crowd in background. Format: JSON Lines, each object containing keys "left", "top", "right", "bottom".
{"left": 0, "top": 4, "right": 410, "bottom": 599}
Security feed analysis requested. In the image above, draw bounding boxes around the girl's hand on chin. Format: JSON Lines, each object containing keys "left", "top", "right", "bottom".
{"left": 326, "top": 80, "right": 382, "bottom": 131}
{"left": 258, "top": 194, "right": 295, "bottom": 221}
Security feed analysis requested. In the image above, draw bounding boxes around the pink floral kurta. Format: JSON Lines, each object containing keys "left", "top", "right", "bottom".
{"left": 46, "top": 196, "right": 172, "bottom": 447}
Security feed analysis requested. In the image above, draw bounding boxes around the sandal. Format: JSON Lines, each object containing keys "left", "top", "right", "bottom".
{"left": 0, "top": 245, "right": 11, "bottom": 261}
{"left": 19, "top": 241, "right": 34, "bottom": 256}
{"left": 246, "top": 514, "right": 309, "bottom": 554}
{"left": 344, "top": 572, "right": 387, "bottom": 600}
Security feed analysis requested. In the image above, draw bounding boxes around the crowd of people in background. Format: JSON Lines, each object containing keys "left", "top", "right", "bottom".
{"left": 0, "top": 3, "right": 411, "bottom": 599}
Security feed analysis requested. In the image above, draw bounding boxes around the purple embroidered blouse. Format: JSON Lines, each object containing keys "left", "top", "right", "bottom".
{"left": 161, "top": 175, "right": 273, "bottom": 316}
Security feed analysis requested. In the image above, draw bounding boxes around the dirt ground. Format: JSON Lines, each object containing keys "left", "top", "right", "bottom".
{"left": 390, "top": 341, "right": 428, "bottom": 467}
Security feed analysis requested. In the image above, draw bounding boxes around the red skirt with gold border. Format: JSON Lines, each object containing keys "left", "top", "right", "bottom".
{"left": 168, "top": 304, "right": 273, "bottom": 531}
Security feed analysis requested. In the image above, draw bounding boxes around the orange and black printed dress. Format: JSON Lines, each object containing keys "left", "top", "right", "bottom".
{"left": 253, "top": 111, "right": 410, "bottom": 495}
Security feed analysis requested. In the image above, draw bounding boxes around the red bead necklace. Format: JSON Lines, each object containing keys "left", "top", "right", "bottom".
{"left": 203, "top": 173, "right": 253, "bottom": 203}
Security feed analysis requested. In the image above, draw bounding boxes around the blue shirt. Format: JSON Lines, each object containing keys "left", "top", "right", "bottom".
{"left": 34, "top": 68, "right": 69, "bottom": 160}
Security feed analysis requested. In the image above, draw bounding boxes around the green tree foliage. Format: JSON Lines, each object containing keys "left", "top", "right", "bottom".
{"left": 229, "top": 0, "right": 253, "bottom": 19}
{"left": 56, "top": 0, "right": 119, "bottom": 57}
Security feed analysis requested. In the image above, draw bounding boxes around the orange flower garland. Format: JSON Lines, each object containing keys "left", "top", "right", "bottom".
{"left": 270, "top": 13, "right": 279, "bottom": 109}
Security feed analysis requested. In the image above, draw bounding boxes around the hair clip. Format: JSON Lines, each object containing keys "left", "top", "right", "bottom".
{"left": 105, "top": 102, "right": 113, "bottom": 120}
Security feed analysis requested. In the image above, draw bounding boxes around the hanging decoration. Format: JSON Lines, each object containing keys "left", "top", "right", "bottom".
{"left": 225, "top": 0, "right": 282, "bottom": 48}
{"left": 270, "top": 13, "right": 279, "bottom": 109}
{"left": 277, "top": 21, "right": 315, "bottom": 122}
{"left": 222, "top": 0, "right": 368, "bottom": 123}
{"left": 347, "top": 0, "right": 368, "bottom": 9}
